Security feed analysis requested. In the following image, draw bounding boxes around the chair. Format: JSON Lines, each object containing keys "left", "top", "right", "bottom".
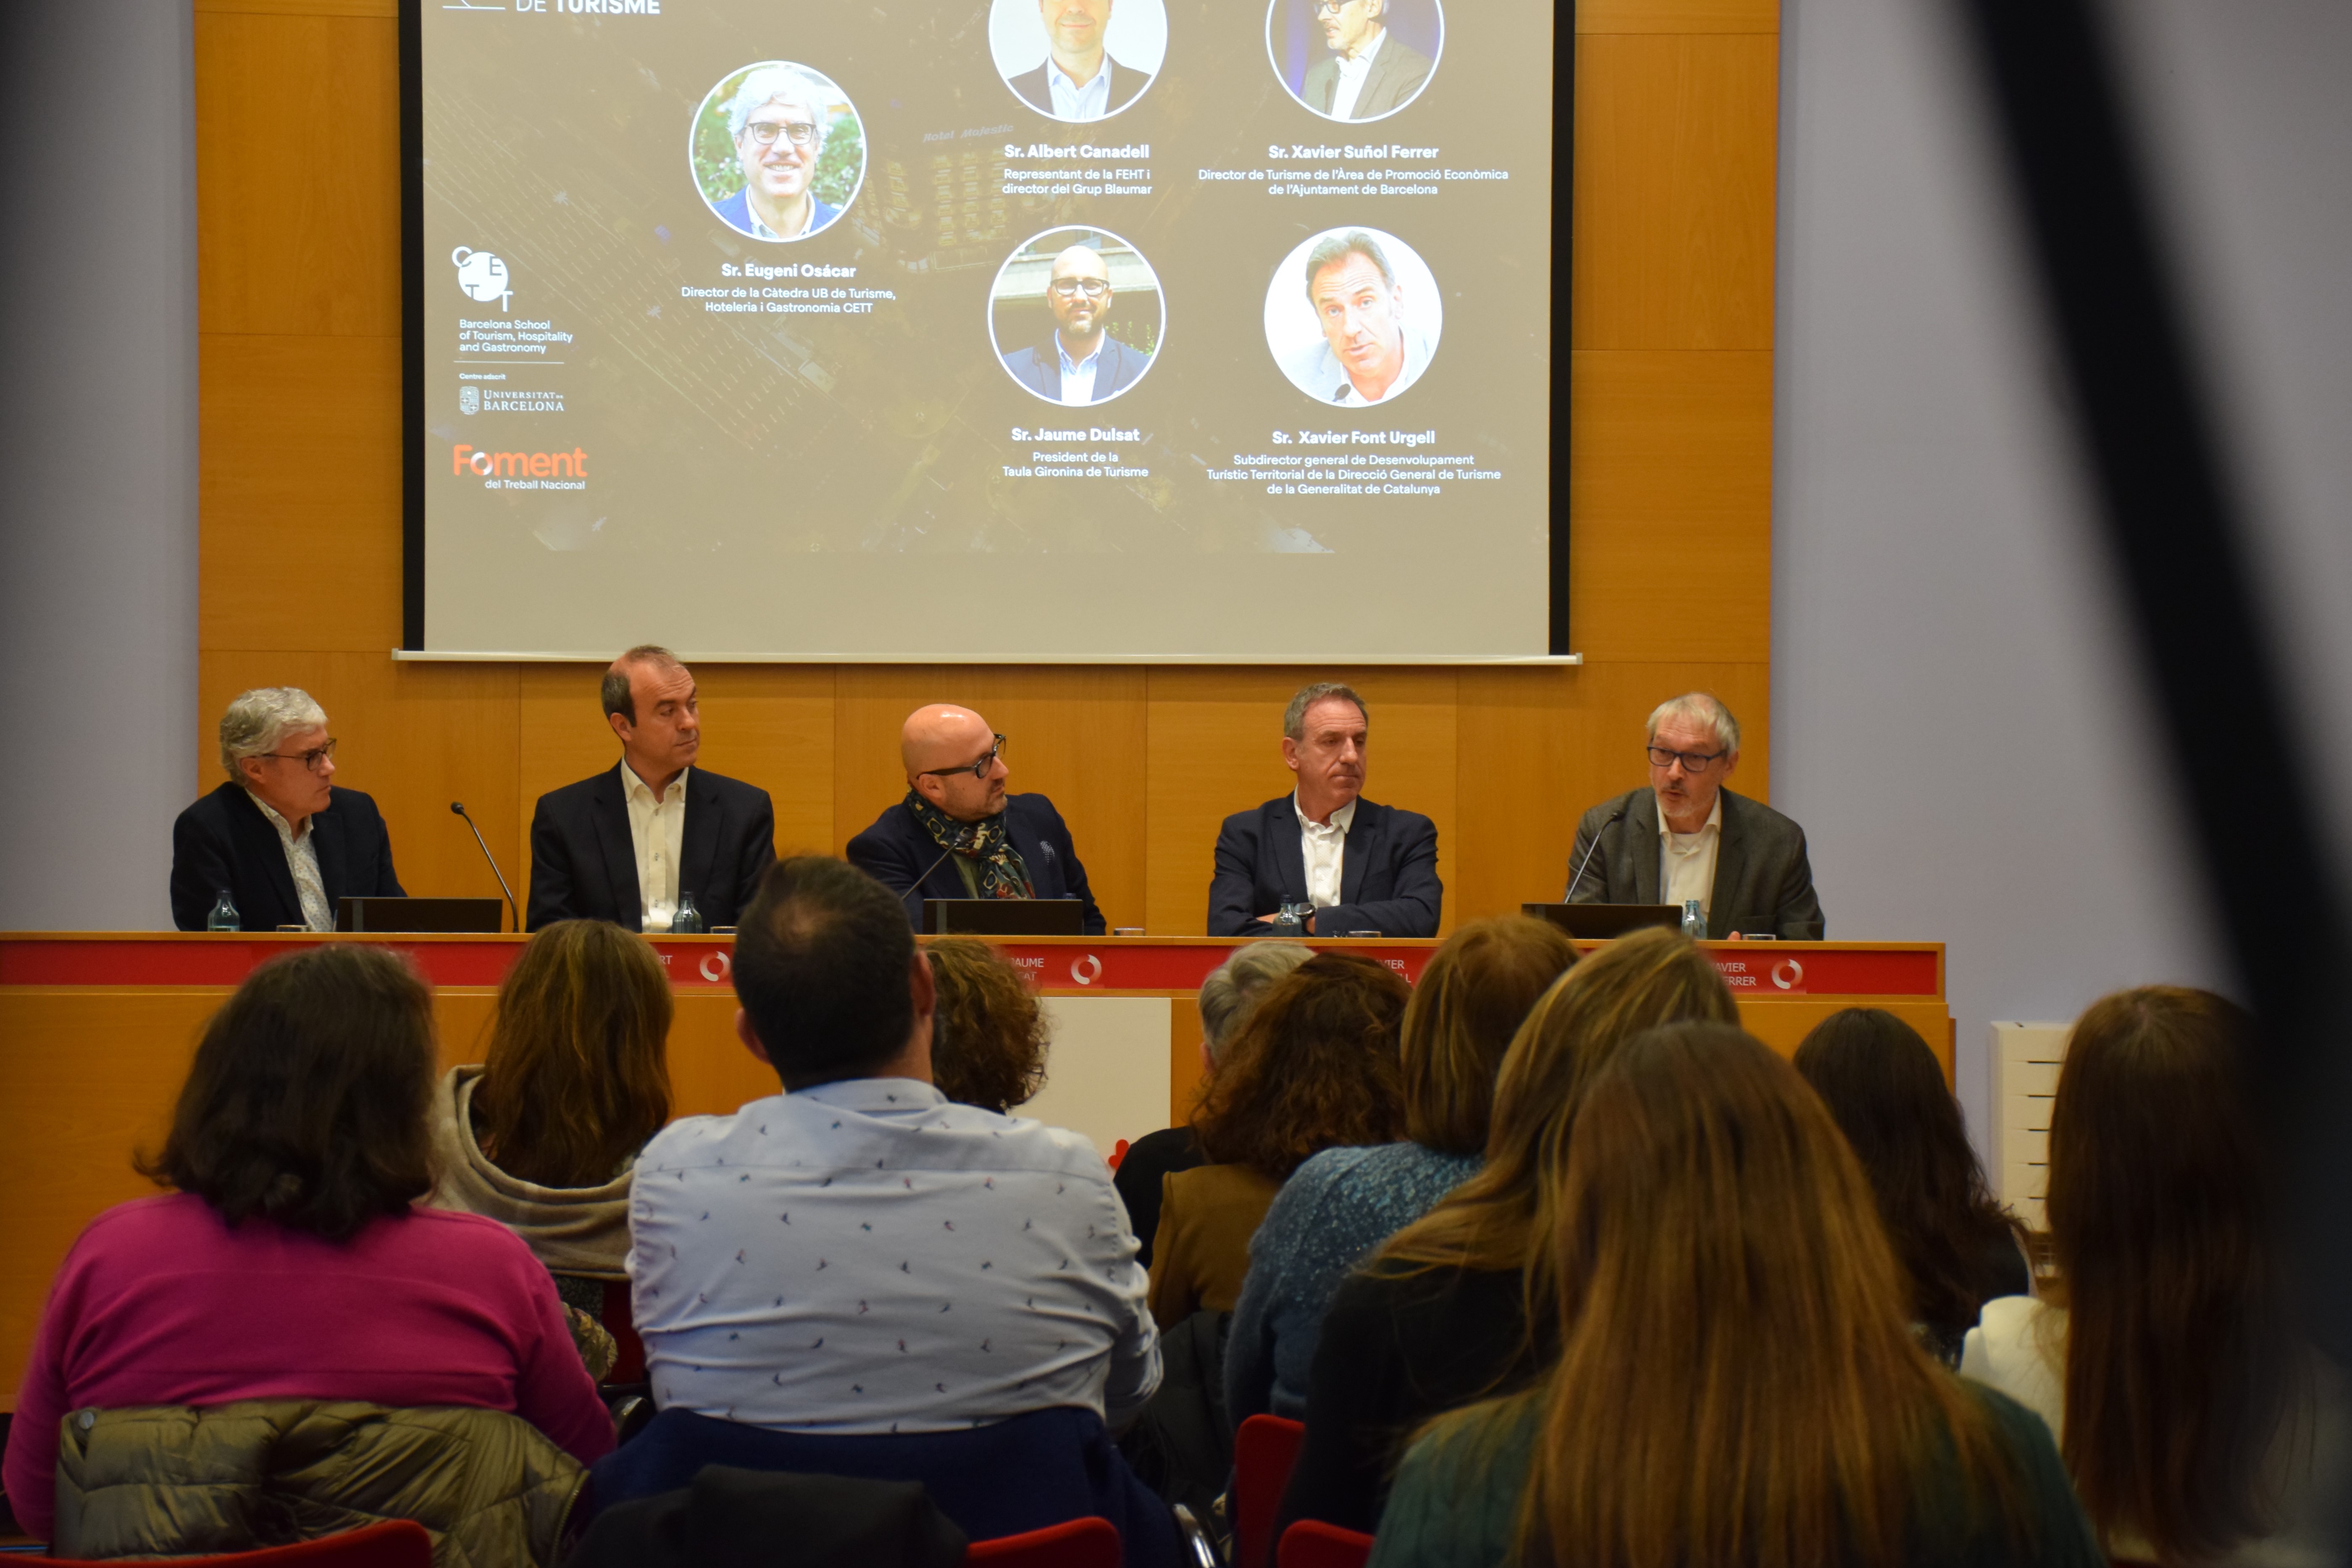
{"left": 967, "top": 1516, "right": 1122, "bottom": 1567}
{"left": 36, "top": 1521, "right": 434, "bottom": 1567}
{"left": 1232, "top": 1415, "right": 1307, "bottom": 1568}
{"left": 1277, "top": 1520, "right": 1373, "bottom": 1568}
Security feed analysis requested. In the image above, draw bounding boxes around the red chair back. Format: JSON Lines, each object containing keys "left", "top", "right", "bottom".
{"left": 38, "top": 1520, "right": 434, "bottom": 1567}
{"left": 966, "top": 1515, "right": 1122, "bottom": 1567}
{"left": 1233, "top": 1414, "right": 1308, "bottom": 1568}
{"left": 1277, "top": 1520, "right": 1374, "bottom": 1568}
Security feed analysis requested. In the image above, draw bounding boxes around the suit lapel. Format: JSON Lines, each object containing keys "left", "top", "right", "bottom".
{"left": 1339, "top": 801, "right": 1380, "bottom": 905}
{"left": 593, "top": 767, "right": 642, "bottom": 929}
{"left": 229, "top": 788, "right": 301, "bottom": 926}
{"left": 1708, "top": 791, "right": 1751, "bottom": 938}
{"left": 1271, "top": 797, "right": 1309, "bottom": 904}
{"left": 1004, "top": 804, "right": 1056, "bottom": 898}
{"left": 679, "top": 771, "right": 720, "bottom": 908}
{"left": 1624, "top": 790, "right": 1661, "bottom": 904}
{"left": 311, "top": 794, "right": 350, "bottom": 906}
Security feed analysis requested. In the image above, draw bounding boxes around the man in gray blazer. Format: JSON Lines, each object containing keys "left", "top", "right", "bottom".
{"left": 1566, "top": 692, "right": 1825, "bottom": 940}
{"left": 1300, "top": 0, "right": 1434, "bottom": 120}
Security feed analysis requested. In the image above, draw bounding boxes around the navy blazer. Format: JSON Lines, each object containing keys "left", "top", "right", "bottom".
{"left": 526, "top": 764, "right": 777, "bottom": 932}
{"left": 1207, "top": 795, "right": 1441, "bottom": 938}
{"left": 1000, "top": 334, "right": 1152, "bottom": 404}
{"left": 170, "top": 782, "right": 404, "bottom": 931}
{"left": 1004, "top": 54, "right": 1153, "bottom": 119}
{"left": 845, "top": 793, "right": 1106, "bottom": 935}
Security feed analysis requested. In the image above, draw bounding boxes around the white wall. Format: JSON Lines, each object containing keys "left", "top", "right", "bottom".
{"left": 0, "top": 0, "right": 200, "bottom": 929}
{"left": 1771, "top": 0, "right": 2352, "bottom": 1145}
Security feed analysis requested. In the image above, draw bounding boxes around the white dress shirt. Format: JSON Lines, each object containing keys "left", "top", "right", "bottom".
{"left": 1298, "top": 793, "right": 1356, "bottom": 911}
{"left": 1285, "top": 322, "right": 1435, "bottom": 407}
{"left": 622, "top": 760, "right": 688, "bottom": 932}
{"left": 1327, "top": 28, "right": 1387, "bottom": 120}
{"left": 1056, "top": 333, "right": 1103, "bottom": 405}
{"left": 1657, "top": 791, "right": 1722, "bottom": 920}
{"left": 1046, "top": 55, "right": 1114, "bottom": 122}
{"left": 245, "top": 790, "right": 332, "bottom": 932}
{"left": 629, "top": 1077, "right": 1160, "bottom": 1434}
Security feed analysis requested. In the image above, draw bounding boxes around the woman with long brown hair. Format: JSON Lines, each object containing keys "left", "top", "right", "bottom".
{"left": 1962, "top": 986, "right": 2348, "bottom": 1563}
{"left": 428, "top": 918, "right": 673, "bottom": 1317}
{"left": 1280, "top": 927, "right": 1735, "bottom": 1534}
{"left": 1795, "top": 1007, "right": 2029, "bottom": 1364}
{"left": 1225, "top": 917, "right": 1577, "bottom": 1426}
{"left": 1147, "top": 951, "right": 1409, "bottom": 1328}
{"left": 1373, "top": 1023, "right": 2098, "bottom": 1568}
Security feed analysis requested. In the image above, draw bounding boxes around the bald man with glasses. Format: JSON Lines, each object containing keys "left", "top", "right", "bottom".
{"left": 1565, "top": 692, "right": 1826, "bottom": 940}
{"left": 1000, "top": 245, "right": 1153, "bottom": 405}
{"left": 846, "top": 704, "right": 1107, "bottom": 932}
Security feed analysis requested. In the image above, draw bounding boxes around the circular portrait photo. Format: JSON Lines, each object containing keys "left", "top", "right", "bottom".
{"left": 1265, "top": 226, "right": 1441, "bottom": 406}
{"left": 988, "top": 0, "right": 1167, "bottom": 124}
{"left": 690, "top": 62, "right": 866, "bottom": 242}
{"left": 1265, "top": 0, "right": 1442, "bottom": 123}
{"left": 991, "top": 227, "right": 1163, "bottom": 407}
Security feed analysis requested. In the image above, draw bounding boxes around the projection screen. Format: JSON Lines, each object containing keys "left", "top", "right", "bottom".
{"left": 404, "top": 0, "right": 1559, "bottom": 660}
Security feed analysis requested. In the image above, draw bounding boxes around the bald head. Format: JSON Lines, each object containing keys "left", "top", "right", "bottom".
{"left": 1052, "top": 245, "right": 1108, "bottom": 283}
{"left": 902, "top": 706, "right": 1011, "bottom": 821}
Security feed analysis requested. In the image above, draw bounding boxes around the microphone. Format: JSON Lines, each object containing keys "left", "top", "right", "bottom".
{"left": 902, "top": 843, "right": 962, "bottom": 931}
{"left": 451, "top": 802, "right": 520, "bottom": 934}
{"left": 1564, "top": 803, "right": 1629, "bottom": 901}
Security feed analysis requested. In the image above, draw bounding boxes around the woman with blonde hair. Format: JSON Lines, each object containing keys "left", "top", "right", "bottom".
{"left": 1962, "top": 986, "right": 2348, "bottom": 1564}
{"left": 1225, "top": 917, "right": 1577, "bottom": 1425}
{"left": 1280, "top": 927, "right": 1734, "bottom": 1534}
{"left": 428, "top": 918, "right": 674, "bottom": 1355}
{"left": 1372, "top": 1023, "right": 2097, "bottom": 1567}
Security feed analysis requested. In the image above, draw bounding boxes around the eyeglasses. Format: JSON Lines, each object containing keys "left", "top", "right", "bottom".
{"left": 918, "top": 735, "right": 1007, "bottom": 780}
{"left": 260, "top": 739, "right": 339, "bottom": 773}
{"left": 1048, "top": 277, "right": 1111, "bottom": 299}
{"left": 1312, "top": 0, "right": 1367, "bottom": 15}
{"left": 1646, "top": 744, "right": 1727, "bottom": 773}
{"left": 742, "top": 119, "right": 820, "bottom": 148}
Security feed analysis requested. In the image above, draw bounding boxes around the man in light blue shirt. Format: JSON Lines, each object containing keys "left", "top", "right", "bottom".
{"left": 1282, "top": 229, "right": 1436, "bottom": 405}
{"left": 1005, "top": 0, "right": 1154, "bottom": 121}
{"left": 630, "top": 856, "right": 1160, "bottom": 1435}
{"left": 1000, "top": 244, "right": 1155, "bottom": 404}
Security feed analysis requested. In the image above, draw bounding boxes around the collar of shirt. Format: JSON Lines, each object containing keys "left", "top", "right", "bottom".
{"left": 1046, "top": 55, "right": 1113, "bottom": 120}
{"left": 789, "top": 1077, "right": 947, "bottom": 1115}
{"left": 745, "top": 198, "right": 810, "bottom": 242}
{"left": 1056, "top": 334, "right": 1104, "bottom": 404}
{"left": 1294, "top": 791, "right": 1357, "bottom": 840}
{"left": 620, "top": 759, "right": 688, "bottom": 806}
{"left": 1307, "top": 323, "right": 1433, "bottom": 406}
{"left": 1657, "top": 791, "right": 1723, "bottom": 844}
{"left": 1334, "top": 26, "right": 1386, "bottom": 81}
{"left": 244, "top": 789, "right": 311, "bottom": 843}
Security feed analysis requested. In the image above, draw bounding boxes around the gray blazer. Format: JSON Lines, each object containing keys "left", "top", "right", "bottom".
{"left": 1300, "top": 33, "right": 1435, "bottom": 120}
{"left": 1565, "top": 786, "right": 1825, "bottom": 940}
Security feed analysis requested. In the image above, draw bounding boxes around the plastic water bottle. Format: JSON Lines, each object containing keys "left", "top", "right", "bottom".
{"left": 1682, "top": 899, "right": 1706, "bottom": 938}
{"left": 672, "top": 892, "right": 705, "bottom": 935}
{"left": 1272, "top": 901, "right": 1312, "bottom": 936}
{"left": 207, "top": 889, "right": 240, "bottom": 932}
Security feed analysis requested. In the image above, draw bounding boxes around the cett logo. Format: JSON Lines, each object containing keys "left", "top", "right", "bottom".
{"left": 452, "top": 444, "right": 588, "bottom": 479}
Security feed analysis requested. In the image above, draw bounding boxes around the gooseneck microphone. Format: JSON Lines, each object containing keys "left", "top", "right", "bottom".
{"left": 901, "top": 843, "right": 962, "bottom": 930}
{"left": 1564, "top": 803, "right": 1629, "bottom": 901}
{"left": 451, "top": 802, "right": 520, "bottom": 934}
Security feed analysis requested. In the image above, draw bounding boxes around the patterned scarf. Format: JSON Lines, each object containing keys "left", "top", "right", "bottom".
{"left": 905, "top": 791, "right": 1034, "bottom": 901}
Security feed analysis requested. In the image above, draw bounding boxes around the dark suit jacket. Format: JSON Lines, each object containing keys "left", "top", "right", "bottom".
{"left": 1000, "top": 333, "right": 1152, "bottom": 404}
{"left": 844, "top": 793, "right": 1106, "bottom": 935}
{"left": 1207, "top": 795, "right": 1441, "bottom": 938}
{"left": 170, "top": 782, "right": 404, "bottom": 931}
{"left": 1566, "top": 786, "right": 1826, "bottom": 940}
{"left": 1005, "top": 53, "right": 1152, "bottom": 118}
{"left": 1300, "top": 33, "right": 1435, "bottom": 120}
{"left": 526, "top": 764, "right": 776, "bottom": 932}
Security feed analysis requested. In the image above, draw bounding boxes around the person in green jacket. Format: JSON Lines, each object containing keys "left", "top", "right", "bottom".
{"left": 1369, "top": 1022, "right": 2104, "bottom": 1568}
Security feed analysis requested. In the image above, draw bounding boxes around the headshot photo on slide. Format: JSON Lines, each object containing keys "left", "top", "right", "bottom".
{"left": 1266, "top": 226, "right": 1441, "bottom": 407}
{"left": 990, "top": 0, "right": 1167, "bottom": 124}
{"left": 991, "top": 227, "right": 1163, "bottom": 407}
{"left": 1267, "top": 0, "right": 1441, "bottom": 123}
{"left": 690, "top": 61, "right": 866, "bottom": 242}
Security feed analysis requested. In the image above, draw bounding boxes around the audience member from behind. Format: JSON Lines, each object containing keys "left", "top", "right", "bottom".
{"left": 1227, "top": 917, "right": 1577, "bottom": 1424}
{"left": 1963, "top": 987, "right": 2349, "bottom": 1564}
{"left": 1795, "top": 1007, "right": 2028, "bottom": 1366}
{"left": 1, "top": 946, "right": 613, "bottom": 1549}
{"left": 1116, "top": 941, "right": 1315, "bottom": 1267}
{"left": 1372, "top": 1023, "right": 2099, "bottom": 1568}
{"left": 1280, "top": 927, "right": 1733, "bottom": 1535}
{"left": 1148, "top": 953, "right": 1408, "bottom": 1329}
{"left": 927, "top": 937, "right": 1051, "bottom": 1113}
{"left": 428, "top": 918, "right": 674, "bottom": 1373}
{"left": 629, "top": 857, "right": 1160, "bottom": 1434}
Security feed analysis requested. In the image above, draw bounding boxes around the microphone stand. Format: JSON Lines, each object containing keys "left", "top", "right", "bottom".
{"left": 450, "top": 802, "right": 520, "bottom": 933}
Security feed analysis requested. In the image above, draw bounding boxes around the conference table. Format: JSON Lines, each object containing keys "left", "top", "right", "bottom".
{"left": 0, "top": 931, "right": 1948, "bottom": 1409}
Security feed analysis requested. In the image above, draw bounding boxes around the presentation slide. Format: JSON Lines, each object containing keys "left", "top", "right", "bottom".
{"left": 415, "top": 0, "right": 1554, "bottom": 659}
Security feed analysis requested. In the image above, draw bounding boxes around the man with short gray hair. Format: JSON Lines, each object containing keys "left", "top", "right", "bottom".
{"left": 1566, "top": 691, "right": 1824, "bottom": 939}
{"left": 169, "top": 687, "right": 404, "bottom": 930}
{"left": 1207, "top": 682, "right": 1441, "bottom": 937}
{"left": 712, "top": 66, "right": 844, "bottom": 243}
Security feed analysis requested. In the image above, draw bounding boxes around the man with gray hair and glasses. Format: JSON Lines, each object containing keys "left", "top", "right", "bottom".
{"left": 1566, "top": 691, "right": 1825, "bottom": 939}
{"left": 1208, "top": 681, "right": 1441, "bottom": 937}
{"left": 170, "top": 688, "right": 403, "bottom": 931}
{"left": 712, "top": 65, "right": 844, "bottom": 243}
